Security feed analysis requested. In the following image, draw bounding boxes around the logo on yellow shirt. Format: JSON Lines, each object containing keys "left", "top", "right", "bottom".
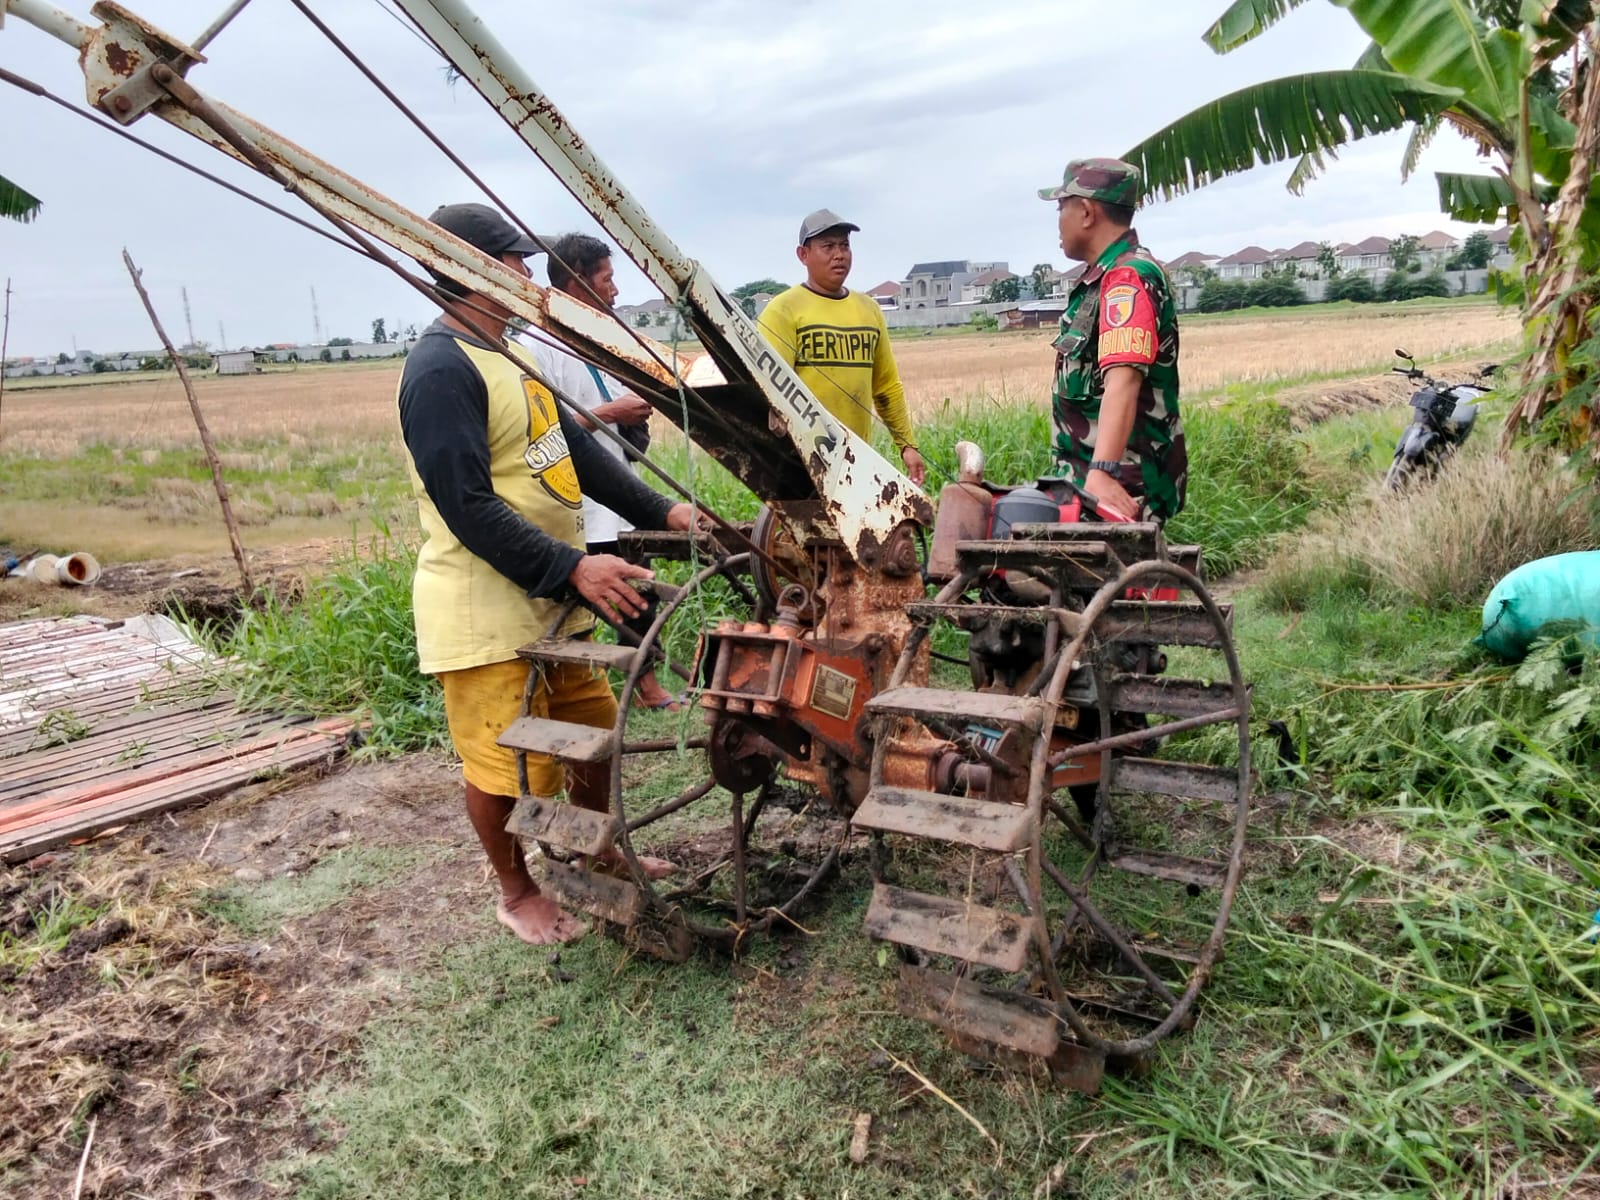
{"left": 795, "top": 324, "right": 880, "bottom": 367}
{"left": 522, "top": 378, "right": 582, "bottom": 509}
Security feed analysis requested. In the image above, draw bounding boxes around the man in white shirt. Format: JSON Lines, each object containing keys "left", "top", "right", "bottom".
{"left": 533, "top": 233, "right": 680, "bottom": 710}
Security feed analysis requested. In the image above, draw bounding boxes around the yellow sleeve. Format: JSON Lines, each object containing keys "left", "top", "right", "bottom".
{"left": 869, "top": 303, "right": 916, "bottom": 451}
{"left": 757, "top": 292, "right": 799, "bottom": 367}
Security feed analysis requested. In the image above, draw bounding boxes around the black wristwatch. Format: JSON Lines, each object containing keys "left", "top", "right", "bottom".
{"left": 1087, "top": 459, "right": 1123, "bottom": 474}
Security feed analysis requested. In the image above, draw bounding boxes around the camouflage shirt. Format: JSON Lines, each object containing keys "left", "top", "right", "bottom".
{"left": 1051, "top": 228, "right": 1186, "bottom": 520}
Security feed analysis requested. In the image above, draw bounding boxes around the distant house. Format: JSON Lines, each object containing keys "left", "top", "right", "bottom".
{"left": 901, "top": 261, "right": 961, "bottom": 308}
{"left": 900, "top": 260, "right": 1007, "bottom": 308}
{"left": 1278, "top": 240, "right": 1325, "bottom": 274}
{"left": 1418, "top": 229, "right": 1460, "bottom": 267}
{"left": 959, "top": 267, "right": 1017, "bottom": 304}
{"left": 215, "top": 350, "right": 256, "bottom": 376}
{"left": 1021, "top": 266, "right": 1074, "bottom": 300}
{"left": 1164, "top": 250, "right": 1221, "bottom": 282}
{"left": 1216, "top": 246, "right": 1272, "bottom": 280}
{"left": 997, "top": 299, "right": 1069, "bottom": 331}
{"left": 1340, "top": 235, "right": 1391, "bottom": 273}
{"left": 865, "top": 280, "right": 902, "bottom": 308}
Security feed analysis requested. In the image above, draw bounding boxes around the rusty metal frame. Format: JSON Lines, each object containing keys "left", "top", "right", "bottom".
{"left": 387, "top": 0, "right": 932, "bottom": 558}
{"left": 2, "top": 0, "right": 932, "bottom": 562}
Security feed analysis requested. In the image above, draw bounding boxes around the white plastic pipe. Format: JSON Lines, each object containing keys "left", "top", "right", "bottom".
{"left": 55, "top": 551, "right": 101, "bottom": 586}
{"left": 25, "top": 554, "right": 59, "bottom": 583}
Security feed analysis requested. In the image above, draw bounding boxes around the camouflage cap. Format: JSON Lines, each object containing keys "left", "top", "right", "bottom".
{"left": 1038, "top": 158, "right": 1142, "bottom": 207}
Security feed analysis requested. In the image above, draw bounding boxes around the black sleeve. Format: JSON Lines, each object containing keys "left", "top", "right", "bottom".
{"left": 561, "top": 406, "right": 676, "bottom": 530}
{"left": 398, "top": 349, "right": 583, "bottom": 597}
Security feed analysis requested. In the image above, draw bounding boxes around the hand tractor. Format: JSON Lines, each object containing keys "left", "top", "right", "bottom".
{"left": 5, "top": 0, "right": 1252, "bottom": 1088}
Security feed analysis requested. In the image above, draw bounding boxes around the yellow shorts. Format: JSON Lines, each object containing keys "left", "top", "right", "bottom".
{"left": 438, "top": 657, "right": 618, "bottom": 798}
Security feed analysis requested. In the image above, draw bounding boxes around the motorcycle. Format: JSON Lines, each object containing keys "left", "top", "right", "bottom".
{"left": 1385, "top": 348, "right": 1495, "bottom": 490}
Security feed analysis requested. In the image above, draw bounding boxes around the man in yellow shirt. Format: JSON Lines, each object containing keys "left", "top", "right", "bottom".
{"left": 758, "top": 209, "right": 926, "bottom": 485}
{"left": 399, "top": 203, "right": 695, "bottom": 946}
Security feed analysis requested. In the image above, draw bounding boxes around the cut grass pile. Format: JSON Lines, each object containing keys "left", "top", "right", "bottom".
{"left": 1260, "top": 444, "right": 1600, "bottom": 611}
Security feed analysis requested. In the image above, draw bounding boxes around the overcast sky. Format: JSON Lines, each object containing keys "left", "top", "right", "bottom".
{"left": 0, "top": 0, "right": 1495, "bottom": 357}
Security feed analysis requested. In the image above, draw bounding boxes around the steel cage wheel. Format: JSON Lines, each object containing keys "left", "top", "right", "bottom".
{"left": 598, "top": 553, "right": 851, "bottom": 949}
{"left": 1028, "top": 559, "right": 1251, "bottom": 1057}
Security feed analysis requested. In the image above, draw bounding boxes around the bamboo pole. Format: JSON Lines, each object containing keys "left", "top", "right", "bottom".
{"left": 0, "top": 277, "right": 11, "bottom": 442}
{"left": 121, "top": 250, "right": 255, "bottom": 594}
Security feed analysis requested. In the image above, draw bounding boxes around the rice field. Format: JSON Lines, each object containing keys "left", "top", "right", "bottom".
{"left": 896, "top": 299, "right": 1515, "bottom": 413}
{"left": 0, "top": 299, "right": 1516, "bottom": 559}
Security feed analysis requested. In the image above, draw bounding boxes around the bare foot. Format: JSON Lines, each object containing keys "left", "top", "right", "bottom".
{"left": 632, "top": 691, "right": 681, "bottom": 712}
{"left": 632, "top": 674, "right": 681, "bottom": 712}
{"left": 590, "top": 850, "right": 677, "bottom": 881}
{"left": 496, "top": 891, "right": 588, "bottom": 945}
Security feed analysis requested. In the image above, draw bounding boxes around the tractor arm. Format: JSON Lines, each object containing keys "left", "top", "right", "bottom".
{"left": 2, "top": 0, "right": 931, "bottom": 562}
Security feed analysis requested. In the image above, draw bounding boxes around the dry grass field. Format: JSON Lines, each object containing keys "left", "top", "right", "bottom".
{"left": 894, "top": 299, "right": 1516, "bottom": 413}
{"left": 0, "top": 300, "right": 1516, "bottom": 562}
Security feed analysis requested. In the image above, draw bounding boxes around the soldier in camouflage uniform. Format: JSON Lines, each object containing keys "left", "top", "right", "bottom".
{"left": 1040, "top": 158, "right": 1186, "bottom": 522}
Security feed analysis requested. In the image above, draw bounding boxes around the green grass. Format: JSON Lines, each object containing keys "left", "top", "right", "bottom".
{"left": 205, "top": 846, "right": 424, "bottom": 936}
{"left": 195, "top": 533, "right": 448, "bottom": 756}
{"left": 0, "top": 889, "right": 105, "bottom": 973}
{"left": 190, "top": 373, "right": 1600, "bottom": 1197}
{"left": 2, "top": 439, "right": 411, "bottom": 528}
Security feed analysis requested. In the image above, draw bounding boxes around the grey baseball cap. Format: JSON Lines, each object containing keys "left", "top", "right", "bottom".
{"left": 428, "top": 202, "right": 546, "bottom": 257}
{"left": 798, "top": 208, "right": 860, "bottom": 246}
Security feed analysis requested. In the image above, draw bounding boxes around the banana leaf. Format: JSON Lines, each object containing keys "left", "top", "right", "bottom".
{"left": 1334, "top": 0, "right": 1523, "bottom": 122}
{"left": 1434, "top": 170, "right": 1558, "bottom": 222}
{"left": 1125, "top": 70, "right": 1461, "bottom": 201}
{"left": 0, "top": 174, "right": 41, "bottom": 224}
{"left": 1202, "top": 0, "right": 1314, "bottom": 53}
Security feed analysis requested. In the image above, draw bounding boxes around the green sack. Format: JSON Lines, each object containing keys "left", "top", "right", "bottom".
{"left": 1478, "top": 550, "right": 1600, "bottom": 660}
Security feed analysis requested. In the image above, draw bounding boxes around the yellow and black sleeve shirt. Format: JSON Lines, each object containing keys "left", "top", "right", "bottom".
{"left": 758, "top": 285, "right": 917, "bottom": 452}
{"left": 397, "top": 320, "right": 672, "bottom": 674}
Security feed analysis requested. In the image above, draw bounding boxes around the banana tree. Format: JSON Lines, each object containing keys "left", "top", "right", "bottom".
{"left": 0, "top": 173, "right": 41, "bottom": 223}
{"left": 1123, "top": 0, "right": 1600, "bottom": 454}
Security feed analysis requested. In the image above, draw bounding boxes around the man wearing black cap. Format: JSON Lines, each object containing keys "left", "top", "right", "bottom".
{"left": 398, "top": 202, "right": 695, "bottom": 946}
{"left": 758, "top": 208, "right": 925, "bottom": 486}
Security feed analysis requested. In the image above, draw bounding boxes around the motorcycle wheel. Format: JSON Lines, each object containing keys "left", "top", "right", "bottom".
{"left": 1384, "top": 456, "right": 1413, "bottom": 491}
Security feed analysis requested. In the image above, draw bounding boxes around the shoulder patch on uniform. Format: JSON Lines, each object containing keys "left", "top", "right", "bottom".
{"left": 1097, "top": 265, "right": 1159, "bottom": 368}
{"left": 1103, "top": 284, "right": 1138, "bottom": 328}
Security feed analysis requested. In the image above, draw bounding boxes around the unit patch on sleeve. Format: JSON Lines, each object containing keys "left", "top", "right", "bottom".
{"left": 1097, "top": 266, "right": 1158, "bottom": 367}
{"left": 1102, "top": 284, "right": 1137, "bottom": 328}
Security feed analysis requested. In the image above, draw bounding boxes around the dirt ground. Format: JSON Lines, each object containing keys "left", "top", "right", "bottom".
{"left": 1271, "top": 353, "right": 1501, "bottom": 426}
{"left": 1, "top": 754, "right": 480, "bottom": 1198}
{"left": 0, "top": 537, "right": 375, "bottom": 627}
